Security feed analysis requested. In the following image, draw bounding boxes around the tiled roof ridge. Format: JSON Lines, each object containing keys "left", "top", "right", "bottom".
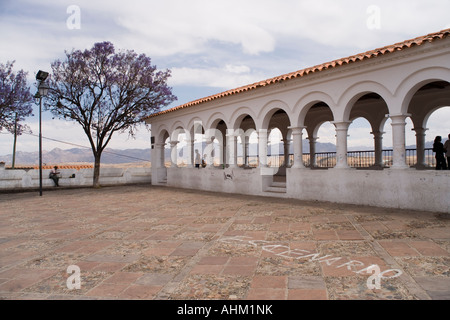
{"left": 9, "top": 165, "right": 94, "bottom": 170}
{"left": 146, "top": 28, "right": 450, "bottom": 119}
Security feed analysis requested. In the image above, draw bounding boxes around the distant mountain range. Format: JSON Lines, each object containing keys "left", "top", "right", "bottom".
{"left": 0, "top": 148, "right": 151, "bottom": 165}
{"left": 0, "top": 140, "right": 431, "bottom": 166}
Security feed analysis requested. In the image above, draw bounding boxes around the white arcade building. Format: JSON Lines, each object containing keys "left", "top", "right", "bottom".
{"left": 145, "top": 29, "right": 450, "bottom": 214}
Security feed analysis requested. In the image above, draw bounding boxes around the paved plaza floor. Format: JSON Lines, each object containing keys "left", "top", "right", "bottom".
{"left": 0, "top": 184, "right": 449, "bottom": 300}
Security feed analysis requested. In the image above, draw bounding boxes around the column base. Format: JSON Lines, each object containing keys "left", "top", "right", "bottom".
{"left": 389, "top": 164, "right": 410, "bottom": 170}
{"left": 333, "top": 165, "right": 352, "bottom": 170}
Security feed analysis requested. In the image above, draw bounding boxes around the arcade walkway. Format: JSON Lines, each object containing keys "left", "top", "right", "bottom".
{"left": 0, "top": 185, "right": 449, "bottom": 300}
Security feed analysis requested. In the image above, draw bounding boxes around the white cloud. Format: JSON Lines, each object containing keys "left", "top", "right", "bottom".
{"left": 114, "top": 0, "right": 276, "bottom": 56}
{"left": 2, "top": 0, "right": 450, "bottom": 157}
{"left": 169, "top": 65, "right": 263, "bottom": 88}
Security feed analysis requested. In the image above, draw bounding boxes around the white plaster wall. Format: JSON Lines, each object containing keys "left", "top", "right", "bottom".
{"left": 287, "top": 168, "right": 450, "bottom": 213}
{"left": 167, "top": 167, "right": 266, "bottom": 196}
{"left": 165, "top": 166, "right": 449, "bottom": 213}
{"left": 0, "top": 166, "right": 151, "bottom": 190}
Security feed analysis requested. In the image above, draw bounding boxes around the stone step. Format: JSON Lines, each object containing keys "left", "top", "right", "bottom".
{"left": 271, "top": 182, "right": 286, "bottom": 188}
{"left": 266, "top": 185, "right": 287, "bottom": 193}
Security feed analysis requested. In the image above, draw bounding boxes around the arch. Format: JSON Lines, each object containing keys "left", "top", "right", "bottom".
{"left": 347, "top": 117, "right": 374, "bottom": 150}
{"left": 304, "top": 102, "right": 334, "bottom": 138}
{"left": 397, "top": 67, "right": 450, "bottom": 114}
{"left": 347, "top": 92, "right": 390, "bottom": 142}
{"left": 349, "top": 108, "right": 377, "bottom": 124}
{"left": 423, "top": 103, "right": 450, "bottom": 129}
{"left": 233, "top": 113, "right": 257, "bottom": 139}
{"left": 313, "top": 120, "right": 335, "bottom": 142}
{"left": 187, "top": 117, "right": 206, "bottom": 134}
{"left": 205, "top": 112, "right": 229, "bottom": 130}
{"left": 154, "top": 128, "right": 171, "bottom": 169}
{"left": 295, "top": 91, "right": 336, "bottom": 127}
{"left": 425, "top": 106, "right": 450, "bottom": 140}
{"left": 258, "top": 100, "right": 293, "bottom": 130}
{"left": 169, "top": 121, "right": 187, "bottom": 134}
{"left": 230, "top": 107, "right": 258, "bottom": 130}
{"left": 267, "top": 128, "right": 284, "bottom": 168}
{"left": 408, "top": 84, "right": 450, "bottom": 128}
{"left": 338, "top": 81, "right": 393, "bottom": 122}
{"left": 155, "top": 126, "right": 170, "bottom": 144}
{"left": 170, "top": 122, "right": 187, "bottom": 142}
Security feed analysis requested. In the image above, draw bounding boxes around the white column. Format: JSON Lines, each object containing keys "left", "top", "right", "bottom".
{"left": 308, "top": 137, "right": 318, "bottom": 168}
{"left": 205, "top": 140, "right": 214, "bottom": 168}
{"left": 169, "top": 141, "right": 179, "bottom": 167}
{"left": 155, "top": 143, "right": 166, "bottom": 168}
{"left": 333, "top": 122, "right": 351, "bottom": 169}
{"left": 289, "top": 127, "right": 306, "bottom": 169}
{"left": 226, "top": 129, "right": 238, "bottom": 168}
{"left": 258, "top": 129, "right": 268, "bottom": 167}
{"left": 414, "top": 127, "right": 427, "bottom": 169}
{"left": 244, "top": 136, "right": 250, "bottom": 167}
{"left": 390, "top": 114, "right": 410, "bottom": 169}
{"left": 282, "top": 137, "right": 291, "bottom": 167}
{"left": 185, "top": 139, "right": 194, "bottom": 168}
{"left": 371, "top": 130, "right": 384, "bottom": 167}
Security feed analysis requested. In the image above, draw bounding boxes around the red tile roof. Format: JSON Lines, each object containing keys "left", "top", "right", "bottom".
{"left": 145, "top": 28, "right": 450, "bottom": 120}
{"left": 10, "top": 165, "right": 94, "bottom": 170}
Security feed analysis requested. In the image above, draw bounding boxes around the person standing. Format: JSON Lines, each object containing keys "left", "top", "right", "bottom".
{"left": 443, "top": 133, "right": 450, "bottom": 170}
{"left": 433, "top": 136, "right": 447, "bottom": 170}
{"left": 194, "top": 149, "right": 201, "bottom": 169}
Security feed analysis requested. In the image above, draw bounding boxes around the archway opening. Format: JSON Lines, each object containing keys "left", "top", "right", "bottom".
{"left": 424, "top": 106, "right": 450, "bottom": 168}
{"left": 346, "top": 92, "right": 389, "bottom": 169}
{"left": 234, "top": 114, "right": 257, "bottom": 167}
{"left": 407, "top": 80, "right": 450, "bottom": 169}
{"left": 304, "top": 102, "right": 334, "bottom": 168}
{"left": 347, "top": 117, "right": 374, "bottom": 168}
{"left": 266, "top": 109, "right": 291, "bottom": 176}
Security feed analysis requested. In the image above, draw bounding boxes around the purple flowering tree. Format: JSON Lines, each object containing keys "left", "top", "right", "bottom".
{"left": 0, "top": 61, "right": 34, "bottom": 167}
{"left": 45, "top": 42, "right": 176, "bottom": 187}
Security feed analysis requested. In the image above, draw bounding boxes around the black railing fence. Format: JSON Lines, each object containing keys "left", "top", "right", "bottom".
{"left": 244, "top": 148, "right": 437, "bottom": 169}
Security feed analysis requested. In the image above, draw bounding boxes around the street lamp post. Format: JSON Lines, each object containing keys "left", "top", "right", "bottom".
{"left": 35, "top": 70, "right": 49, "bottom": 197}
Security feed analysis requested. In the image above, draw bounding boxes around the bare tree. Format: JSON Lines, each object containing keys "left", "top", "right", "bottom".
{"left": 45, "top": 42, "right": 176, "bottom": 187}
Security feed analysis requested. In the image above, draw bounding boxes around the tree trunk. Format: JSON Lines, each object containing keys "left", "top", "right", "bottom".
{"left": 93, "top": 152, "right": 101, "bottom": 188}
{"left": 12, "top": 113, "right": 18, "bottom": 169}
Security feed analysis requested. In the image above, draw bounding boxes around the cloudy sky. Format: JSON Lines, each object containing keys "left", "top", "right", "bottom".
{"left": 1, "top": 0, "right": 449, "bottom": 158}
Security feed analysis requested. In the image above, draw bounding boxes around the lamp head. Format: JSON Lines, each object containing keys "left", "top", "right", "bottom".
{"left": 36, "top": 70, "right": 49, "bottom": 81}
{"left": 38, "top": 81, "right": 50, "bottom": 97}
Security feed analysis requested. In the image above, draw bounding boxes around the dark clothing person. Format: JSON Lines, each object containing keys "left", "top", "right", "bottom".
{"left": 49, "top": 166, "right": 60, "bottom": 186}
{"left": 444, "top": 134, "right": 450, "bottom": 170}
{"left": 195, "top": 150, "right": 201, "bottom": 169}
{"left": 433, "top": 136, "right": 447, "bottom": 170}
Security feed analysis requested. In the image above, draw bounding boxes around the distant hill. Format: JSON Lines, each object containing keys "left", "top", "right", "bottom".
{"left": 0, "top": 148, "right": 151, "bottom": 165}
{"left": 1, "top": 140, "right": 429, "bottom": 166}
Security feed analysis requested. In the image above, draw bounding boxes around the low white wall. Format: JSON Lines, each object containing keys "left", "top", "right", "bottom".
{"left": 166, "top": 167, "right": 267, "bottom": 196}
{"left": 162, "top": 166, "right": 450, "bottom": 213}
{"left": 0, "top": 165, "right": 151, "bottom": 190}
{"left": 287, "top": 168, "right": 450, "bottom": 213}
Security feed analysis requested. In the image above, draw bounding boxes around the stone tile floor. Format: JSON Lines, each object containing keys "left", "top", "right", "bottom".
{"left": 0, "top": 185, "right": 449, "bottom": 300}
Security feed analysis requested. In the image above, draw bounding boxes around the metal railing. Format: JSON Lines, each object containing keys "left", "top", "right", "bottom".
{"left": 243, "top": 148, "right": 436, "bottom": 169}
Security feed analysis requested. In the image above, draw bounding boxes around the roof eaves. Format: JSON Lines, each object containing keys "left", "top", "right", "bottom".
{"left": 145, "top": 28, "right": 450, "bottom": 121}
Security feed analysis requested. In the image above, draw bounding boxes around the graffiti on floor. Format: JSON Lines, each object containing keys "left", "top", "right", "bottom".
{"left": 218, "top": 236, "right": 402, "bottom": 289}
